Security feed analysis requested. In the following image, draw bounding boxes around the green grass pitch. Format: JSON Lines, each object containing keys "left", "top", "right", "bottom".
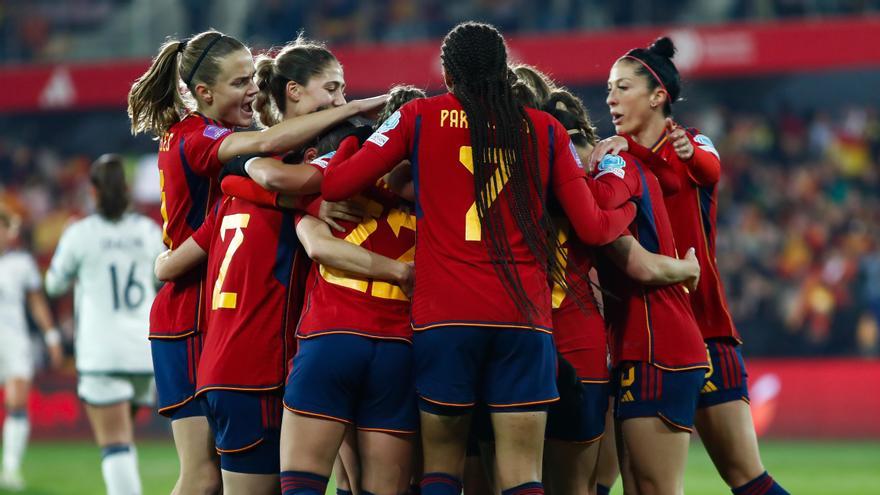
{"left": 4, "top": 439, "right": 879, "bottom": 494}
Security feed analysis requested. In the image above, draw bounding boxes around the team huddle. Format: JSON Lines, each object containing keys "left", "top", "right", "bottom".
{"left": 37, "top": 20, "right": 789, "bottom": 495}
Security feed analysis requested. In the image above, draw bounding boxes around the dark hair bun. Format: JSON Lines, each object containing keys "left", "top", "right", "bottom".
{"left": 648, "top": 37, "right": 676, "bottom": 59}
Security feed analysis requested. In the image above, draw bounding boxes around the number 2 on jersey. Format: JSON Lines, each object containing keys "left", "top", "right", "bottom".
{"left": 459, "top": 146, "right": 510, "bottom": 241}
{"left": 212, "top": 214, "right": 250, "bottom": 310}
{"left": 319, "top": 203, "right": 416, "bottom": 301}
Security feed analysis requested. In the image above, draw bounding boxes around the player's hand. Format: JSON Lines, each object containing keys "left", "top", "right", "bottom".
{"left": 43, "top": 329, "right": 64, "bottom": 369}
{"left": 47, "top": 342, "right": 63, "bottom": 369}
{"left": 353, "top": 94, "right": 390, "bottom": 120}
{"left": 666, "top": 118, "right": 694, "bottom": 161}
{"left": 587, "top": 135, "right": 628, "bottom": 173}
{"left": 397, "top": 261, "right": 415, "bottom": 298}
{"left": 683, "top": 247, "right": 700, "bottom": 293}
{"left": 319, "top": 200, "right": 366, "bottom": 232}
{"left": 154, "top": 250, "right": 172, "bottom": 280}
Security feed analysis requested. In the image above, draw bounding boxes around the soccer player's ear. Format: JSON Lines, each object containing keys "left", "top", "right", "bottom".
{"left": 303, "top": 147, "right": 318, "bottom": 163}
{"left": 194, "top": 83, "right": 213, "bottom": 105}
{"left": 286, "top": 81, "right": 302, "bottom": 103}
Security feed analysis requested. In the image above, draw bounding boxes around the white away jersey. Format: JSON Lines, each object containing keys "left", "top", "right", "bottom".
{"left": 0, "top": 250, "right": 42, "bottom": 336}
{"left": 46, "top": 213, "right": 163, "bottom": 373}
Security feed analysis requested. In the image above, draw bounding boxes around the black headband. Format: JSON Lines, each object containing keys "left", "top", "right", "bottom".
{"left": 183, "top": 35, "right": 223, "bottom": 87}
{"left": 177, "top": 39, "right": 188, "bottom": 53}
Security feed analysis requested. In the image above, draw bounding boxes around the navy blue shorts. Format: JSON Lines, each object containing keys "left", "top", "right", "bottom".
{"left": 284, "top": 334, "right": 418, "bottom": 434}
{"left": 547, "top": 381, "right": 609, "bottom": 443}
{"left": 698, "top": 339, "right": 750, "bottom": 409}
{"left": 202, "top": 390, "right": 282, "bottom": 474}
{"left": 151, "top": 335, "right": 203, "bottom": 420}
{"left": 613, "top": 362, "right": 703, "bottom": 432}
{"left": 414, "top": 326, "right": 558, "bottom": 414}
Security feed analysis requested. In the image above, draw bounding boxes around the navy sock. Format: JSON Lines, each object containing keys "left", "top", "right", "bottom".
{"left": 7, "top": 409, "right": 27, "bottom": 419}
{"left": 280, "top": 471, "right": 328, "bottom": 495}
{"left": 501, "top": 481, "right": 544, "bottom": 495}
{"left": 420, "top": 472, "right": 462, "bottom": 495}
{"left": 100, "top": 443, "right": 131, "bottom": 459}
{"left": 337, "top": 490, "right": 353, "bottom": 495}
{"left": 732, "top": 471, "right": 789, "bottom": 495}
{"left": 596, "top": 483, "right": 612, "bottom": 495}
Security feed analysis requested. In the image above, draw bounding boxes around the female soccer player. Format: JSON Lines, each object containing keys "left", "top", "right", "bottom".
{"left": 128, "top": 29, "right": 385, "bottom": 493}
{"left": 321, "top": 22, "right": 636, "bottom": 495}
{"left": 590, "top": 37, "right": 789, "bottom": 495}
{"left": 153, "top": 142, "right": 412, "bottom": 494}
{"left": 588, "top": 131, "right": 708, "bottom": 495}
{"left": 45, "top": 155, "right": 163, "bottom": 495}
{"left": 282, "top": 130, "right": 419, "bottom": 495}
{"left": 0, "top": 208, "right": 62, "bottom": 492}
{"left": 508, "top": 71, "right": 699, "bottom": 495}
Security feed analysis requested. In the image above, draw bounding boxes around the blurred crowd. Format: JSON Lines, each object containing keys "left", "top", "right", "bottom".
{"left": 1, "top": 101, "right": 878, "bottom": 358}
{"left": 689, "top": 104, "right": 880, "bottom": 357}
{"left": 2, "top": 0, "right": 879, "bottom": 62}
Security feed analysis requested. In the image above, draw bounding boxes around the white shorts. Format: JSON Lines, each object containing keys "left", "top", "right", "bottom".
{"left": 0, "top": 328, "right": 34, "bottom": 381}
{"left": 77, "top": 373, "right": 156, "bottom": 407}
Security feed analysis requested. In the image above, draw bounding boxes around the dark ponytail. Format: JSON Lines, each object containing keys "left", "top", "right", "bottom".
{"left": 543, "top": 89, "right": 598, "bottom": 148}
{"left": 253, "top": 34, "right": 339, "bottom": 129}
{"left": 511, "top": 64, "right": 557, "bottom": 107}
{"left": 441, "top": 22, "right": 569, "bottom": 324}
{"left": 375, "top": 85, "right": 426, "bottom": 127}
{"left": 90, "top": 154, "right": 129, "bottom": 221}
{"left": 622, "top": 36, "right": 681, "bottom": 116}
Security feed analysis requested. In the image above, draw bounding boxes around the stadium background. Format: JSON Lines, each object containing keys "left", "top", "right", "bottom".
{"left": 0, "top": 1, "right": 879, "bottom": 493}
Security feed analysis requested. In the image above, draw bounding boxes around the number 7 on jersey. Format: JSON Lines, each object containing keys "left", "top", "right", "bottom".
{"left": 212, "top": 213, "right": 250, "bottom": 310}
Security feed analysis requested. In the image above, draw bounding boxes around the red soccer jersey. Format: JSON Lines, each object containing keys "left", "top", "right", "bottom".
{"left": 590, "top": 152, "right": 708, "bottom": 370}
{"left": 645, "top": 128, "right": 740, "bottom": 342}
{"left": 321, "top": 93, "right": 634, "bottom": 332}
{"left": 297, "top": 137, "right": 414, "bottom": 341}
{"left": 551, "top": 220, "right": 609, "bottom": 382}
{"left": 150, "top": 113, "right": 231, "bottom": 338}
{"left": 191, "top": 195, "right": 302, "bottom": 392}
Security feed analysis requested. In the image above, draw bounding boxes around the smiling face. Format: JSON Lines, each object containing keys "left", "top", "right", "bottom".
{"left": 606, "top": 59, "right": 666, "bottom": 136}
{"left": 287, "top": 61, "right": 346, "bottom": 117}
{"left": 196, "top": 49, "right": 258, "bottom": 128}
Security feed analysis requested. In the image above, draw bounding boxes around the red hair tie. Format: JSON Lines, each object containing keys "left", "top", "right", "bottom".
{"left": 623, "top": 55, "right": 669, "bottom": 100}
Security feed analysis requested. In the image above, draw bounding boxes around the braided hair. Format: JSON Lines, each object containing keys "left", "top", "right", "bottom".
{"left": 441, "top": 22, "right": 568, "bottom": 324}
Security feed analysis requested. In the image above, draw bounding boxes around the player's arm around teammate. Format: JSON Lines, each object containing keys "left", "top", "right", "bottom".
{"left": 540, "top": 89, "right": 701, "bottom": 495}
{"left": 595, "top": 37, "right": 788, "bottom": 495}
{"left": 280, "top": 91, "right": 426, "bottom": 495}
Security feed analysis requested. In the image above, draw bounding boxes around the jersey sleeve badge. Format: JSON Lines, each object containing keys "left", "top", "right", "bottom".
{"left": 366, "top": 110, "right": 401, "bottom": 147}
{"left": 203, "top": 125, "right": 231, "bottom": 140}
{"left": 595, "top": 154, "right": 626, "bottom": 179}
{"left": 310, "top": 151, "right": 336, "bottom": 169}
{"left": 694, "top": 134, "right": 720, "bottom": 159}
